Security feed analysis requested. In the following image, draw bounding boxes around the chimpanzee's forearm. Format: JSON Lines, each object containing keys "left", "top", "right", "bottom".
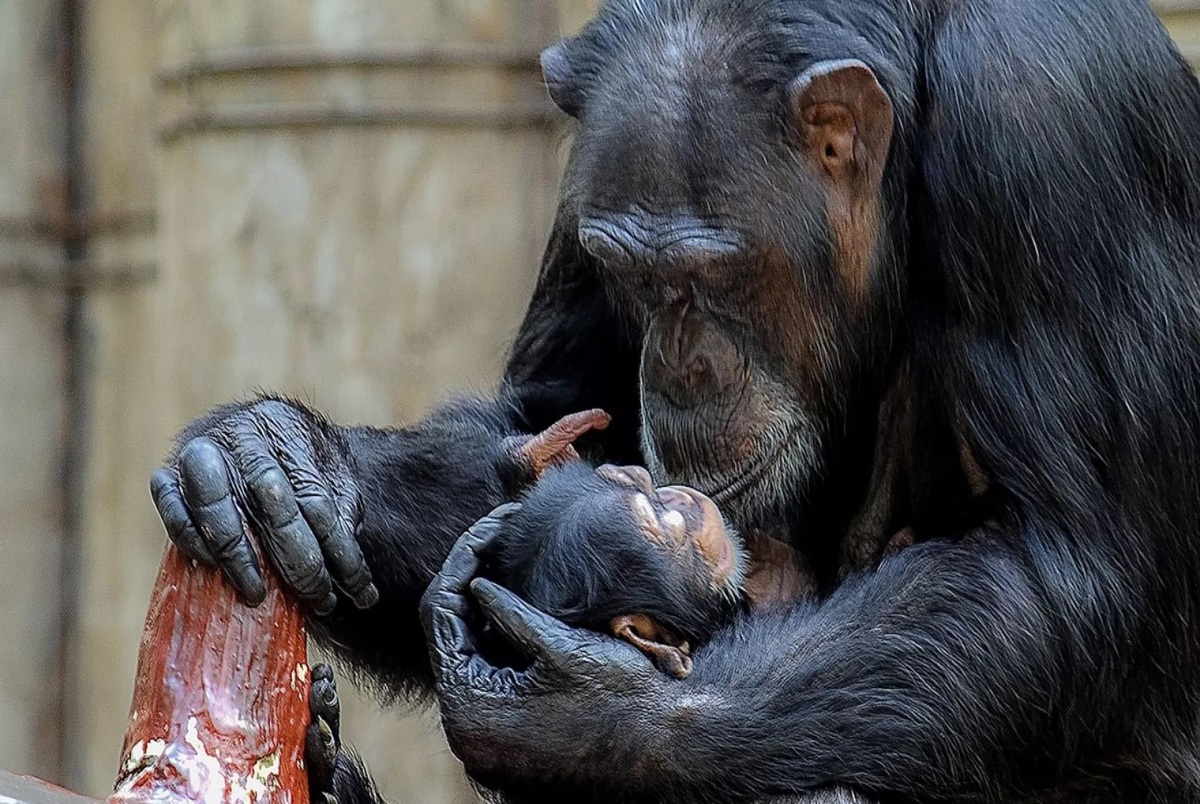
{"left": 155, "top": 222, "right": 644, "bottom": 696}
{"left": 309, "top": 393, "right": 529, "bottom": 696}
{"left": 608, "top": 529, "right": 1148, "bottom": 803}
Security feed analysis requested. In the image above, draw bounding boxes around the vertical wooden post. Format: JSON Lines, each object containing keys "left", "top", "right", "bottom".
{"left": 109, "top": 539, "right": 310, "bottom": 804}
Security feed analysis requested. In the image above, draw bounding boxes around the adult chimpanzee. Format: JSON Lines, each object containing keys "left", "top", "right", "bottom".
{"left": 149, "top": 0, "right": 1200, "bottom": 800}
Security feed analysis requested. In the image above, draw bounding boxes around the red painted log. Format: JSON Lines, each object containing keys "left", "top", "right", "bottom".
{"left": 109, "top": 537, "right": 310, "bottom": 804}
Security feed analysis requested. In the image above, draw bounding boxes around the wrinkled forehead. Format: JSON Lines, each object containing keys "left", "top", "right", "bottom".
{"left": 586, "top": 7, "right": 746, "bottom": 109}
{"left": 565, "top": 1, "right": 790, "bottom": 202}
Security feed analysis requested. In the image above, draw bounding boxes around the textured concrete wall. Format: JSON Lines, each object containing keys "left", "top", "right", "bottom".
{"left": 0, "top": 0, "right": 70, "bottom": 785}
{"left": 0, "top": 0, "right": 1195, "bottom": 800}
{"left": 1157, "top": 0, "right": 1200, "bottom": 70}
{"left": 74, "top": 1, "right": 600, "bottom": 800}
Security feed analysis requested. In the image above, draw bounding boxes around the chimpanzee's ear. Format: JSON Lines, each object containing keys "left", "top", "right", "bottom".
{"left": 787, "top": 59, "right": 894, "bottom": 187}
{"left": 541, "top": 41, "right": 582, "bottom": 118}
{"left": 611, "top": 614, "right": 693, "bottom": 678}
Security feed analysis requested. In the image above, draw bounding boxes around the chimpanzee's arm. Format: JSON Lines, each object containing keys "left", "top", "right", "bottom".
{"left": 641, "top": 536, "right": 1079, "bottom": 801}
{"left": 425, "top": 513, "right": 1145, "bottom": 802}
{"left": 305, "top": 394, "right": 527, "bottom": 693}
{"left": 151, "top": 217, "right": 642, "bottom": 696}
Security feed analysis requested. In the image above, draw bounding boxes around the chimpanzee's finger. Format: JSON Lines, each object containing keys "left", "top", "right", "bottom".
{"left": 151, "top": 468, "right": 214, "bottom": 565}
{"left": 427, "top": 503, "right": 521, "bottom": 601}
{"left": 421, "top": 504, "right": 521, "bottom": 669}
{"left": 470, "top": 578, "right": 586, "bottom": 668}
{"left": 225, "top": 421, "right": 335, "bottom": 612}
{"left": 177, "top": 437, "right": 266, "bottom": 605}
{"left": 547, "top": 408, "right": 611, "bottom": 437}
{"left": 305, "top": 716, "right": 337, "bottom": 797}
{"left": 519, "top": 409, "right": 611, "bottom": 473}
{"left": 235, "top": 432, "right": 337, "bottom": 615}
{"left": 266, "top": 438, "right": 377, "bottom": 609}
{"left": 309, "top": 663, "right": 341, "bottom": 749}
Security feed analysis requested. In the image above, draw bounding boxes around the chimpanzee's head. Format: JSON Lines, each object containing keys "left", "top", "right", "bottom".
{"left": 542, "top": 0, "right": 912, "bottom": 534}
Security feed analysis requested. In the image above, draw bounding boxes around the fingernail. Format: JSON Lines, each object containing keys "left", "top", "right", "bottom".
{"left": 355, "top": 583, "right": 380, "bottom": 609}
{"left": 315, "top": 592, "right": 338, "bottom": 616}
{"left": 245, "top": 579, "right": 267, "bottom": 607}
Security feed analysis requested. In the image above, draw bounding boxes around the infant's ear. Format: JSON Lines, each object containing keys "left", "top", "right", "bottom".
{"left": 611, "top": 614, "right": 693, "bottom": 678}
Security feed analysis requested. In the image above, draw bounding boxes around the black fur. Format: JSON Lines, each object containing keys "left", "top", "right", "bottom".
{"left": 484, "top": 462, "right": 738, "bottom": 646}
{"left": 155, "top": 0, "right": 1200, "bottom": 801}
{"left": 435, "top": 1, "right": 1200, "bottom": 801}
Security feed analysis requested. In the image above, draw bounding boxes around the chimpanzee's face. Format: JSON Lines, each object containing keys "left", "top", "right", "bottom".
{"left": 594, "top": 464, "right": 744, "bottom": 597}
{"left": 543, "top": 0, "right": 898, "bottom": 532}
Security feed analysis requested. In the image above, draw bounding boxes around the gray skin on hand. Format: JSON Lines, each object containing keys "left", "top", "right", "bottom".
{"left": 151, "top": 399, "right": 378, "bottom": 616}
{"left": 420, "top": 504, "right": 669, "bottom": 790}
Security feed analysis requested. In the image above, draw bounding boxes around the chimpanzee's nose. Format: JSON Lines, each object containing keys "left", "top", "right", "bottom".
{"left": 642, "top": 305, "right": 732, "bottom": 409}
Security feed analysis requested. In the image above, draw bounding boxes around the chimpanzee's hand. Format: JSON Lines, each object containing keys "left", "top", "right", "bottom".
{"left": 306, "top": 664, "right": 341, "bottom": 804}
{"left": 306, "top": 664, "right": 387, "bottom": 804}
{"left": 150, "top": 398, "right": 378, "bottom": 615}
{"left": 420, "top": 505, "right": 667, "bottom": 793}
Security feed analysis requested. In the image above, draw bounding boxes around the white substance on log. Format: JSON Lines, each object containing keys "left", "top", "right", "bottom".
{"left": 184, "top": 716, "right": 226, "bottom": 804}
{"left": 292, "top": 661, "right": 310, "bottom": 698}
{"left": 115, "top": 737, "right": 168, "bottom": 791}
{"left": 228, "top": 747, "right": 282, "bottom": 803}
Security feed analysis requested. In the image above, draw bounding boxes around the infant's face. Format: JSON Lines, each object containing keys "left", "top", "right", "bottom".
{"left": 594, "top": 464, "right": 745, "bottom": 599}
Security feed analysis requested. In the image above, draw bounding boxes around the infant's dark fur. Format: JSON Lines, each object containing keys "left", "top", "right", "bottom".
{"left": 484, "top": 462, "right": 740, "bottom": 649}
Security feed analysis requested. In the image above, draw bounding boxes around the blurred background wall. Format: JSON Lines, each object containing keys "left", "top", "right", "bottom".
{"left": 0, "top": 1, "right": 1196, "bottom": 801}
{"left": 0, "top": 1, "right": 599, "bottom": 800}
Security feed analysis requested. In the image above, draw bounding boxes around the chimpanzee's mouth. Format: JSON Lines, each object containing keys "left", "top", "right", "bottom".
{"left": 707, "top": 432, "right": 797, "bottom": 506}
{"left": 645, "top": 420, "right": 811, "bottom": 525}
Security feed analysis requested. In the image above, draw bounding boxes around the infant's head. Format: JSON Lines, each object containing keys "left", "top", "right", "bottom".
{"left": 486, "top": 461, "right": 746, "bottom": 677}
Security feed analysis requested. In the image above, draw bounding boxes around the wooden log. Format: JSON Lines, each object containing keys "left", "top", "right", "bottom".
{"left": 108, "top": 538, "right": 310, "bottom": 804}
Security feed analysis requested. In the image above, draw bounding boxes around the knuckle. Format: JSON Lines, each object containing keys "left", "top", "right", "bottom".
{"left": 180, "top": 451, "right": 237, "bottom": 510}
{"left": 153, "top": 487, "right": 185, "bottom": 520}
{"left": 298, "top": 494, "right": 339, "bottom": 536}
{"left": 249, "top": 466, "right": 290, "bottom": 502}
{"left": 419, "top": 592, "right": 436, "bottom": 620}
{"left": 285, "top": 558, "right": 329, "bottom": 597}
{"left": 211, "top": 536, "right": 248, "bottom": 562}
{"left": 179, "top": 438, "right": 227, "bottom": 480}
{"left": 197, "top": 526, "right": 246, "bottom": 564}
{"left": 149, "top": 468, "right": 176, "bottom": 499}
{"left": 286, "top": 547, "right": 324, "bottom": 577}
{"left": 337, "top": 555, "right": 371, "bottom": 586}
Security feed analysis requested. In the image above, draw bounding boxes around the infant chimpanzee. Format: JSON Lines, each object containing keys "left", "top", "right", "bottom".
{"left": 481, "top": 459, "right": 856, "bottom": 677}
{"left": 483, "top": 460, "right": 746, "bottom": 677}
{"left": 485, "top": 408, "right": 907, "bottom": 678}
